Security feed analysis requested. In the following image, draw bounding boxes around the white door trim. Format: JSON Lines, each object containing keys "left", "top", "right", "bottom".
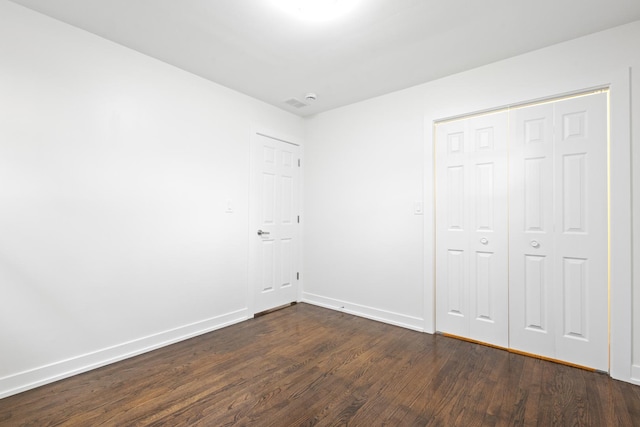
{"left": 248, "top": 126, "right": 304, "bottom": 316}
{"left": 424, "top": 68, "right": 632, "bottom": 382}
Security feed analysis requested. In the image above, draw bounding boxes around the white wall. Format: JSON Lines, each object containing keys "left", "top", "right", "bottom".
{"left": 0, "top": 1, "right": 303, "bottom": 398}
{"left": 303, "top": 91, "right": 426, "bottom": 330}
{"left": 303, "top": 20, "right": 640, "bottom": 384}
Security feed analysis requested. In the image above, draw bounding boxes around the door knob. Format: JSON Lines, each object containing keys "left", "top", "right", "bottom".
{"left": 257, "top": 229, "right": 270, "bottom": 236}
{"left": 480, "top": 238, "right": 489, "bottom": 245}
{"left": 531, "top": 240, "right": 540, "bottom": 248}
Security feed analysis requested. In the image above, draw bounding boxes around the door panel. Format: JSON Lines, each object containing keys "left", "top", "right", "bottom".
{"left": 280, "top": 238, "right": 293, "bottom": 288}
{"left": 447, "top": 249, "right": 465, "bottom": 316}
{"left": 509, "top": 103, "right": 555, "bottom": 358}
{"left": 562, "top": 153, "right": 587, "bottom": 233}
{"left": 436, "top": 112, "right": 508, "bottom": 347}
{"left": 524, "top": 254, "right": 548, "bottom": 331}
{"left": 467, "top": 113, "right": 508, "bottom": 347}
{"left": 447, "top": 166, "right": 465, "bottom": 230}
{"left": 524, "top": 157, "right": 545, "bottom": 232}
{"left": 253, "top": 134, "right": 300, "bottom": 313}
{"left": 553, "top": 93, "right": 608, "bottom": 371}
{"left": 436, "top": 120, "right": 469, "bottom": 337}
{"left": 562, "top": 257, "right": 588, "bottom": 337}
{"left": 260, "top": 240, "right": 275, "bottom": 292}
{"left": 474, "top": 251, "right": 493, "bottom": 319}
{"left": 475, "top": 163, "right": 494, "bottom": 230}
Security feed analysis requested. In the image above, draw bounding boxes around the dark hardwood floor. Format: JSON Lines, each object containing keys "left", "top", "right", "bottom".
{"left": 2, "top": 303, "right": 640, "bottom": 426}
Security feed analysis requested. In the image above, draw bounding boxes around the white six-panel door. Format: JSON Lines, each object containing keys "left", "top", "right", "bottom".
{"left": 509, "top": 93, "right": 608, "bottom": 371}
{"left": 436, "top": 92, "right": 608, "bottom": 370}
{"left": 435, "top": 111, "right": 509, "bottom": 348}
{"left": 252, "top": 133, "right": 300, "bottom": 314}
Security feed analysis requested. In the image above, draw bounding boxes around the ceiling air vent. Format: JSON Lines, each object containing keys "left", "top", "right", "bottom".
{"left": 284, "top": 98, "right": 308, "bottom": 109}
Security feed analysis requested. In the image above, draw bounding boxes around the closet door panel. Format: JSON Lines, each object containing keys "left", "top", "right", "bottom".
{"left": 553, "top": 93, "right": 608, "bottom": 371}
{"left": 509, "top": 104, "right": 555, "bottom": 358}
{"left": 436, "top": 120, "right": 470, "bottom": 337}
{"left": 523, "top": 255, "right": 548, "bottom": 330}
{"left": 467, "top": 113, "right": 509, "bottom": 347}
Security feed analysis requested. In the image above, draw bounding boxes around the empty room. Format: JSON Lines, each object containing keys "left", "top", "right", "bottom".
{"left": 2, "top": 0, "right": 640, "bottom": 425}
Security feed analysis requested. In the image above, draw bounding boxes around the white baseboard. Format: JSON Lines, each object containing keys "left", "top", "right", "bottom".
{"left": 302, "top": 292, "right": 424, "bottom": 332}
{"left": 0, "top": 308, "right": 250, "bottom": 399}
{"left": 630, "top": 364, "right": 640, "bottom": 385}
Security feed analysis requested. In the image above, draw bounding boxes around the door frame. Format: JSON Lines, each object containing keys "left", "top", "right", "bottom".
{"left": 424, "top": 68, "right": 632, "bottom": 382}
{"left": 248, "top": 126, "right": 304, "bottom": 316}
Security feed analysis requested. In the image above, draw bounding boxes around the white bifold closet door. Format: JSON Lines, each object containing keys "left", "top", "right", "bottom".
{"left": 435, "top": 111, "right": 509, "bottom": 348}
{"left": 435, "top": 92, "right": 608, "bottom": 371}
{"left": 509, "top": 93, "right": 608, "bottom": 371}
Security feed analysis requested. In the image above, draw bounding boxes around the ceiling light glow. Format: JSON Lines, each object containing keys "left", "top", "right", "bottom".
{"left": 272, "top": 0, "right": 361, "bottom": 22}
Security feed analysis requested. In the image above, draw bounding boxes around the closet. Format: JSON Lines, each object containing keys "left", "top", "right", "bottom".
{"left": 435, "top": 91, "right": 608, "bottom": 371}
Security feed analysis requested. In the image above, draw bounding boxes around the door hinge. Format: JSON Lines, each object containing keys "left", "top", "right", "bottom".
{"left": 296, "top": 272, "right": 300, "bottom": 280}
{"left": 298, "top": 159, "right": 301, "bottom": 167}
{"left": 297, "top": 215, "right": 300, "bottom": 223}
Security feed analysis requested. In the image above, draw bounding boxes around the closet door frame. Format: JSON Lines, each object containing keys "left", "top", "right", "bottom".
{"left": 424, "top": 69, "right": 632, "bottom": 383}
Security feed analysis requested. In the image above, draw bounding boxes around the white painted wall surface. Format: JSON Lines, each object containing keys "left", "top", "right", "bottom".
{"left": 303, "top": 93, "right": 426, "bottom": 331}
{"left": 304, "top": 20, "right": 640, "bottom": 384}
{"left": 0, "top": 1, "right": 303, "bottom": 398}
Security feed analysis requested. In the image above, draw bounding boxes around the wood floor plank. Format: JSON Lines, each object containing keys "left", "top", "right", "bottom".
{"left": 508, "top": 355, "right": 542, "bottom": 427}
{"left": 2, "top": 303, "right": 640, "bottom": 426}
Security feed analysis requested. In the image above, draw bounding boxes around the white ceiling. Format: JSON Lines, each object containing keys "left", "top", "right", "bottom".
{"left": 9, "top": 0, "right": 640, "bottom": 116}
